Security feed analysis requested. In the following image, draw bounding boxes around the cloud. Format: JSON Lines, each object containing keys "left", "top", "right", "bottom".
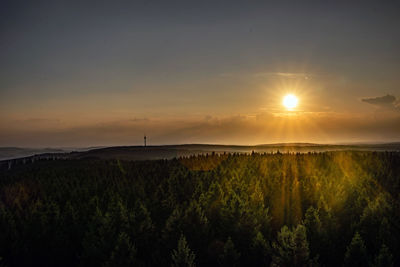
{"left": 253, "top": 72, "right": 311, "bottom": 79}
{"left": 362, "top": 94, "right": 397, "bottom": 108}
{"left": 219, "top": 71, "right": 312, "bottom": 79}
{"left": 1, "top": 111, "right": 400, "bottom": 147}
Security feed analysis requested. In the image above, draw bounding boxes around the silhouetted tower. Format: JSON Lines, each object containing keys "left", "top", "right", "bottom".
{"left": 144, "top": 135, "right": 147, "bottom": 147}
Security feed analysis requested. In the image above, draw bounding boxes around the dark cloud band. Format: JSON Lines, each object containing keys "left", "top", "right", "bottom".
{"left": 362, "top": 94, "right": 396, "bottom": 106}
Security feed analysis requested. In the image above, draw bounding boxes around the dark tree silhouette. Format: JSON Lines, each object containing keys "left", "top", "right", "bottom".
{"left": 344, "top": 232, "right": 368, "bottom": 267}
{"left": 171, "top": 234, "right": 196, "bottom": 267}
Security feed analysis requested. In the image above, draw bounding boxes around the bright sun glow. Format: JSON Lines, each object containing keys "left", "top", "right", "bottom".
{"left": 283, "top": 94, "right": 298, "bottom": 110}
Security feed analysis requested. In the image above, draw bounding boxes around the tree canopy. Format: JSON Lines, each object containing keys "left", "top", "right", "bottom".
{"left": 0, "top": 151, "right": 399, "bottom": 266}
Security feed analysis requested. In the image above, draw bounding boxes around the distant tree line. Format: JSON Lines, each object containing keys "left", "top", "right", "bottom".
{"left": 0, "top": 151, "right": 399, "bottom": 266}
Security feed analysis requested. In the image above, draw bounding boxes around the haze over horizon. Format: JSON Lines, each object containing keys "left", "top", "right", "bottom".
{"left": 1, "top": 1, "right": 400, "bottom": 147}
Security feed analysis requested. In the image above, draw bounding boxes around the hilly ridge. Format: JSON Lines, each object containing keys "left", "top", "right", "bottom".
{"left": 2, "top": 142, "right": 400, "bottom": 162}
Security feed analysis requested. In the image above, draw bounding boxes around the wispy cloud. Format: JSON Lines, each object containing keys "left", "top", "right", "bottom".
{"left": 219, "top": 71, "right": 312, "bottom": 79}
{"left": 253, "top": 72, "right": 311, "bottom": 79}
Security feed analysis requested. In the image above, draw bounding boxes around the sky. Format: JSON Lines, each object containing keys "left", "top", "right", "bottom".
{"left": 1, "top": 1, "right": 400, "bottom": 147}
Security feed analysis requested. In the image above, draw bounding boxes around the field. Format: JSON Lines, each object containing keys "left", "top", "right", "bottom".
{"left": 0, "top": 151, "right": 399, "bottom": 266}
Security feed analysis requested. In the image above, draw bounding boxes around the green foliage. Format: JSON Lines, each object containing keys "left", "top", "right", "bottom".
{"left": 344, "top": 232, "right": 368, "bottom": 267}
{"left": 171, "top": 234, "right": 196, "bottom": 267}
{"left": 0, "top": 151, "right": 399, "bottom": 266}
{"left": 219, "top": 237, "right": 240, "bottom": 267}
{"left": 271, "top": 224, "right": 310, "bottom": 267}
{"left": 250, "top": 231, "right": 270, "bottom": 266}
{"left": 304, "top": 207, "right": 322, "bottom": 259}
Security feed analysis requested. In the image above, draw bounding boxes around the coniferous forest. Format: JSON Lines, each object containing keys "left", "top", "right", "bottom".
{"left": 0, "top": 151, "right": 399, "bottom": 266}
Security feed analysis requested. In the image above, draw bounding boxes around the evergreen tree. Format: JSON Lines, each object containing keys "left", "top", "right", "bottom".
{"left": 104, "top": 232, "right": 136, "bottom": 267}
{"left": 182, "top": 201, "right": 209, "bottom": 263}
{"left": 219, "top": 237, "right": 240, "bottom": 267}
{"left": 108, "top": 195, "right": 129, "bottom": 234}
{"left": 304, "top": 207, "right": 321, "bottom": 244}
{"left": 373, "top": 244, "right": 393, "bottom": 267}
{"left": 163, "top": 207, "right": 183, "bottom": 248}
{"left": 271, "top": 224, "right": 310, "bottom": 267}
{"left": 378, "top": 217, "right": 394, "bottom": 251}
{"left": 303, "top": 207, "right": 323, "bottom": 265}
{"left": 293, "top": 224, "right": 310, "bottom": 266}
{"left": 131, "top": 200, "right": 153, "bottom": 236}
{"left": 250, "top": 231, "right": 270, "bottom": 266}
{"left": 344, "top": 232, "right": 368, "bottom": 267}
{"left": 81, "top": 207, "right": 114, "bottom": 266}
{"left": 171, "top": 234, "right": 196, "bottom": 267}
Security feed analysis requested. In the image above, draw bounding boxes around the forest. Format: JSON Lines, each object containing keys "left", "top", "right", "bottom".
{"left": 0, "top": 151, "right": 399, "bottom": 266}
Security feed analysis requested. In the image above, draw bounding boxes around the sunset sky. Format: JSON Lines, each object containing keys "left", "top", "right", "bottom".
{"left": 1, "top": 1, "right": 400, "bottom": 147}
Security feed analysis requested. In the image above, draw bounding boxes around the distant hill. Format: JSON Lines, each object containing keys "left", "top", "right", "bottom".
{"left": 0, "top": 147, "right": 68, "bottom": 161}
{"left": 0, "top": 147, "right": 98, "bottom": 161}
{"left": 71, "top": 143, "right": 400, "bottom": 161}
{"left": 1, "top": 143, "right": 400, "bottom": 162}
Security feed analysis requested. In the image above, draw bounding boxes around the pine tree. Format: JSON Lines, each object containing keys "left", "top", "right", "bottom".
{"left": 344, "top": 232, "right": 368, "bottom": 267}
{"left": 303, "top": 207, "right": 322, "bottom": 265}
{"left": 250, "top": 231, "right": 270, "bottom": 266}
{"left": 378, "top": 217, "right": 393, "bottom": 250}
{"left": 163, "top": 207, "right": 183, "bottom": 248}
{"left": 108, "top": 195, "right": 129, "bottom": 234}
{"left": 271, "top": 224, "right": 310, "bottom": 267}
{"left": 293, "top": 224, "right": 310, "bottom": 266}
{"left": 373, "top": 244, "right": 393, "bottom": 267}
{"left": 81, "top": 207, "right": 114, "bottom": 266}
{"left": 171, "top": 234, "right": 196, "bottom": 267}
{"left": 103, "top": 232, "right": 136, "bottom": 267}
{"left": 131, "top": 200, "right": 153, "bottom": 235}
{"left": 304, "top": 207, "right": 321, "bottom": 243}
{"left": 81, "top": 208, "right": 104, "bottom": 266}
{"left": 182, "top": 201, "right": 209, "bottom": 252}
{"left": 219, "top": 237, "right": 240, "bottom": 267}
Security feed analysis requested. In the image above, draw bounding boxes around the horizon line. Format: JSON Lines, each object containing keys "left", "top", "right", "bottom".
{"left": 2, "top": 141, "right": 400, "bottom": 150}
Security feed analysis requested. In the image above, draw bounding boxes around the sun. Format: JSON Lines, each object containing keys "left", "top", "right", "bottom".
{"left": 283, "top": 94, "right": 298, "bottom": 110}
